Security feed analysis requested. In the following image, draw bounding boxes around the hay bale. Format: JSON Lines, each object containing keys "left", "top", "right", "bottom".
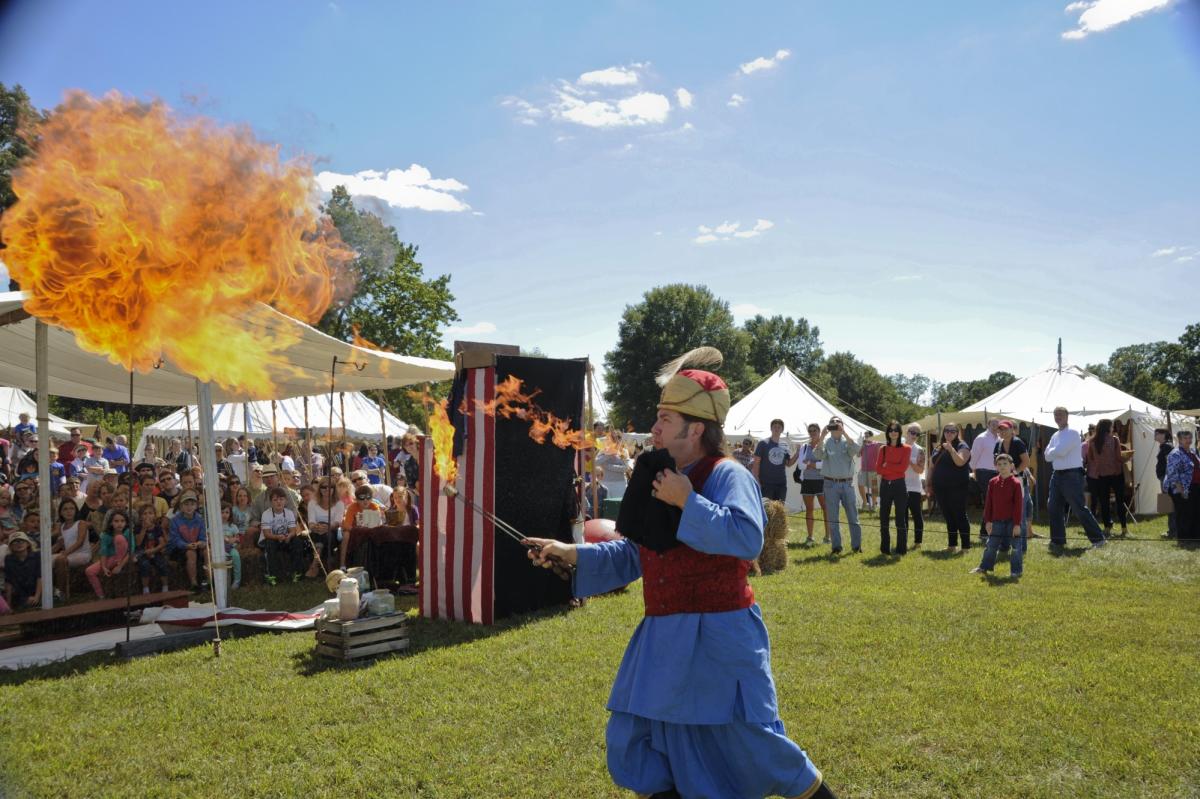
{"left": 758, "top": 499, "right": 789, "bottom": 574}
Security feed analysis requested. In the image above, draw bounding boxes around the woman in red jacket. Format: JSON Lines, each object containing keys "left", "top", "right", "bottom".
{"left": 876, "top": 421, "right": 912, "bottom": 555}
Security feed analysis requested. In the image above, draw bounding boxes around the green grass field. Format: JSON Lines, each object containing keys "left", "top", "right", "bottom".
{"left": 1, "top": 511, "right": 1198, "bottom": 798}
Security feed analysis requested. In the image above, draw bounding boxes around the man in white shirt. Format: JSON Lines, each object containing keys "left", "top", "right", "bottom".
{"left": 1044, "top": 406, "right": 1106, "bottom": 550}
{"left": 970, "top": 419, "right": 1001, "bottom": 541}
{"left": 351, "top": 469, "right": 391, "bottom": 506}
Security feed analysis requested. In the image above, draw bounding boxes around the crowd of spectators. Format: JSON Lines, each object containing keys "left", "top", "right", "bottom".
{"left": 1, "top": 414, "right": 424, "bottom": 612}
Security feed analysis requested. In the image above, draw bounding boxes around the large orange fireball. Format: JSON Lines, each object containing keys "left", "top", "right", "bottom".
{"left": 0, "top": 90, "right": 350, "bottom": 395}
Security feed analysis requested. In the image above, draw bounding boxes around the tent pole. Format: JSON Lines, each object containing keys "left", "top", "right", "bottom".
{"left": 271, "top": 399, "right": 278, "bottom": 462}
{"left": 377, "top": 390, "right": 391, "bottom": 488}
{"left": 184, "top": 405, "right": 194, "bottom": 470}
{"left": 340, "top": 391, "right": 347, "bottom": 447}
{"left": 588, "top": 359, "right": 597, "bottom": 520}
{"left": 303, "top": 395, "right": 311, "bottom": 481}
{"left": 329, "top": 358, "right": 337, "bottom": 474}
{"left": 196, "top": 380, "right": 228, "bottom": 609}
{"left": 35, "top": 321, "right": 53, "bottom": 609}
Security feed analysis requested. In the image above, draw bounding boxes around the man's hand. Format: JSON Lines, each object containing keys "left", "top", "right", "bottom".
{"left": 985, "top": 522, "right": 992, "bottom": 535}
{"left": 524, "top": 537, "right": 578, "bottom": 567}
{"left": 652, "top": 469, "right": 692, "bottom": 509}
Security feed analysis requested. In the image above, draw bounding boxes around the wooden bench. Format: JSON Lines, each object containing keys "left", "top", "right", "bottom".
{"left": 0, "top": 590, "right": 192, "bottom": 642}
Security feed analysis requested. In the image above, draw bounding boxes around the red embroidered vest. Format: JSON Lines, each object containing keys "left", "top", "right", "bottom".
{"left": 640, "top": 455, "right": 756, "bottom": 617}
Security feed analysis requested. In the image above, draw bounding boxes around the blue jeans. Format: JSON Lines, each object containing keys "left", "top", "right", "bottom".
{"left": 1047, "top": 468, "right": 1106, "bottom": 545}
{"left": 978, "top": 520, "right": 1025, "bottom": 575}
{"left": 823, "top": 479, "right": 861, "bottom": 550}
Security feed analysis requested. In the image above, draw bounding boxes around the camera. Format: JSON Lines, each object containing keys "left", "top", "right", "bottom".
{"left": 827, "top": 423, "right": 839, "bottom": 431}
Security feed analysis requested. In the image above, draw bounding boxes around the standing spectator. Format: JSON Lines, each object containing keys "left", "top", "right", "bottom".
{"left": 1085, "top": 419, "right": 1132, "bottom": 537}
{"left": 797, "top": 424, "right": 829, "bottom": 546}
{"left": 4, "top": 531, "right": 41, "bottom": 610}
{"left": 595, "top": 431, "right": 633, "bottom": 500}
{"left": 278, "top": 444, "right": 297, "bottom": 474}
{"left": 970, "top": 453, "right": 1026, "bottom": 578}
{"left": 857, "top": 432, "right": 880, "bottom": 512}
{"left": 904, "top": 424, "right": 926, "bottom": 549}
{"left": 14, "top": 413, "right": 36, "bottom": 441}
{"left": 932, "top": 423, "right": 973, "bottom": 552}
{"left": 1045, "top": 407, "right": 1107, "bottom": 550}
{"left": 876, "top": 422, "right": 911, "bottom": 555}
{"left": 732, "top": 438, "right": 756, "bottom": 470}
{"left": 1163, "top": 429, "right": 1199, "bottom": 541}
{"left": 751, "top": 419, "right": 798, "bottom": 503}
{"left": 360, "top": 444, "right": 387, "bottom": 484}
{"left": 135, "top": 505, "right": 170, "bottom": 594}
{"left": 57, "top": 428, "right": 82, "bottom": 468}
{"left": 392, "top": 434, "right": 420, "bottom": 488}
{"left": 813, "top": 416, "right": 862, "bottom": 554}
{"left": 970, "top": 419, "right": 1001, "bottom": 540}
{"left": 350, "top": 469, "right": 391, "bottom": 506}
{"left": 104, "top": 435, "right": 131, "bottom": 474}
{"left": 167, "top": 492, "right": 207, "bottom": 591}
{"left": 994, "top": 421, "right": 1033, "bottom": 541}
{"left": 212, "top": 443, "right": 235, "bottom": 479}
{"left": 1155, "top": 428, "right": 1175, "bottom": 539}
{"left": 166, "top": 438, "right": 193, "bottom": 476}
{"left": 85, "top": 509, "right": 132, "bottom": 599}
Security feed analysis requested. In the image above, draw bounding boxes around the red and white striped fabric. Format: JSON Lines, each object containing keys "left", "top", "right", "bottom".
{"left": 420, "top": 367, "right": 496, "bottom": 624}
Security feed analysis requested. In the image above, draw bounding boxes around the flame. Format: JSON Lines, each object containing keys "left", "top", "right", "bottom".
{"left": 0, "top": 91, "right": 351, "bottom": 395}
{"left": 482, "top": 375, "right": 594, "bottom": 450}
{"left": 420, "top": 392, "right": 458, "bottom": 484}
{"left": 350, "top": 325, "right": 392, "bottom": 353}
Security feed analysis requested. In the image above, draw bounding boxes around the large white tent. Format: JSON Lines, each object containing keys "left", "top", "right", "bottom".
{"left": 0, "top": 386, "right": 91, "bottom": 438}
{"left": 0, "top": 290, "right": 454, "bottom": 610}
{"left": 136, "top": 391, "right": 412, "bottom": 457}
{"left": 913, "top": 363, "right": 1194, "bottom": 515}
{"left": 725, "top": 366, "right": 881, "bottom": 512}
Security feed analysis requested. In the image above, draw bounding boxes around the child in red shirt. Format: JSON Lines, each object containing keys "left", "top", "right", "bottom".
{"left": 971, "top": 453, "right": 1026, "bottom": 578}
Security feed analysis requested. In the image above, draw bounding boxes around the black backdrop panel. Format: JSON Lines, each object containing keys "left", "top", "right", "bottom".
{"left": 492, "top": 355, "right": 585, "bottom": 618}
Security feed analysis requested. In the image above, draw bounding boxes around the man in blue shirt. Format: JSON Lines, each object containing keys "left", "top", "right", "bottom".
{"left": 751, "top": 418, "right": 799, "bottom": 503}
{"left": 13, "top": 413, "right": 36, "bottom": 440}
{"left": 103, "top": 435, "right": 131, "bottom": 474}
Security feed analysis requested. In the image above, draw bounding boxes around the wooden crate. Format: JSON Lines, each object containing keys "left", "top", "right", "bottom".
{"left": 314, "top": 612, "right": 409, "bottom": 661}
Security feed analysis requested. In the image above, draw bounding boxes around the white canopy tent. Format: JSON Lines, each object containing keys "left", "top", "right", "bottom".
{"left": 913, "top": 364, "right": 1194, "bottom": 515}
{"left": 0, "top": 386, "right": 91, "bottom": 438}
{"left": 0, "top": 290, "right": 454, "bottom": 610}
{"left": 135, "top": 392, "right": 413, "bottom": 457}
{"left": 725, "top": 366, "right": 881, "bottom": 512}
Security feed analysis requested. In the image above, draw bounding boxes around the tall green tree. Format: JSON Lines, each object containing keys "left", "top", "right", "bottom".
{"left": 929, "top": 371, "right": 1017, "bottom": 411}
{"left": 1087, "top": 341, "right": 1182, "bottom": 410}
{"left": 319, "top": 186, "right": 459, "bottom": 428}
{"left": 604, "top": 284, "right": 751, "bottom": 430}
{"left": 810, "top": 352, "right": 915, "bottom": 426}
{"left": 1168, "top": 326, "right": 1200, "bottom": 409}
{"left": 742, "top": 314, "right": 823, "bottom": 380}
{"left": 0, "top": 83, "right": 44, "bottom": 216}
{"left": 888, "top": 373, "right": 934, "bottom": 406}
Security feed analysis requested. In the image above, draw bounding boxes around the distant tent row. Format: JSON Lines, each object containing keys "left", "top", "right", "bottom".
{"left": 913, "top": 362, "right": 1195, "bottom": 515}
{"left": 135, "top": 392, "right": 414, "bottom": 458}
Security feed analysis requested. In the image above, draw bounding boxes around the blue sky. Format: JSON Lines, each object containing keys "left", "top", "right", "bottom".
{"left": 2, "top": 0, "right": 1198, "bottom": 403}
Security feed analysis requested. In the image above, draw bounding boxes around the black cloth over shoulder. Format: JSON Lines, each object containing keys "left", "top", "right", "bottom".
{"left": 616, "top": 449, "right": 683, "bottom": 553}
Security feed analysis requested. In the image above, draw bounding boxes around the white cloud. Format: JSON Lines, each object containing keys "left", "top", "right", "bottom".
{"left": 676, "top": 87, "right": 694, "bottom": 109}
{"left": 443, "top": 321, "right": 498, "bottom": 339}
{"left": 1062, "top": 0, "right": 1173, "bottom": 40}
{"left": 557, "top": 90, "right": 671, "bottom": 128}
{"left": 692, "top": 219, "right": 774, "bottom": 244}
{"left": 1176, "top": 255, "right": 1196, "bottom": 263}
{"left": 315, "top": 164, "right": 471, "bottom": 212}
{"left": 738, "top": 49, "right": 791, "bottom": 75}
{"left": 890, "top": 274, "right": 923, "bottom": 282}
{"left": 501, "top": 96, "right": 544, "bottom": 126}
{"left": 579, "top": 66, "right": 640, "bottom": 86}
{"left": 730, "top": 302, "right": 774, "bottom": 321}
{"left": 1152, "top": 246, "right": 1180, "bottom": 257}
{"left": 727, "top": 93, "right": 746, "bottom": 108}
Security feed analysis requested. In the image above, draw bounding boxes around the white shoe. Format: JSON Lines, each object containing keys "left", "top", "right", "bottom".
{"left": 230, "top": 581, "right": 241, "bottom": 590}
{"left": 53, "top": 589, "right": 64, "bottom": 601}
{"left": 142, "top": 587, "right": 151, "bottom": 595}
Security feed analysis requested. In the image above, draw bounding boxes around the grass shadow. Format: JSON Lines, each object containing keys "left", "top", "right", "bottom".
{"left": 982, "top": 573, "right": 1020, "bottom": 587}
{"left": 861, "top": 553, "right": 901, "bottom": 568}
{"left": 794, "top": 551, "right": 841, "bottom": 565}
{"left": 920, "top": 549, "right": 966, "bottom": 561}
{"left": 1047, "top": 546, "right": 1089, "bottom": 559}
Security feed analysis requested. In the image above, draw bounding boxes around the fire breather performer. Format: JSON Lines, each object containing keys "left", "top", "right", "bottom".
{"left": 527, "top": 348, "right": 836, "bottom": 799}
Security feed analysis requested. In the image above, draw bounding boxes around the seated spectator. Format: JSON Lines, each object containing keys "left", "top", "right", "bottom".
{"left": 51, "top": 497, "right": 91, "bottom": 598}
{"left": 387, "top": 481, "right": 419, "bottom": 527}
{"left": 157, "top": 469, "right": 182, "bottom": 508}
{"left": 4, "top": 531, "right": 41, "bottom": 611}
{"left": 59, "top": 476, "right": 85, "bottom": 512}
{"left": 0, "top": 485, "right": 17, "bottom": 535}
{"left": 85, "top": 509, "right": 133, "bottom": 599}
{"left": 305, "top": 479, "right": 344, "bottom": 577}
{"left": 260, "top": 487, "right": 303, "bottom": 585}
{"left": 230, "top": 487, "right": 253, "bottom": 535}
{"left": 167, "top": 491, "right": 207, "bottom": 592}
{"left": 135, "top": 442, "right": 164, "bottom": 472}
{"left": 219, "top": 504, "right": 242, "bottom": 591}
{"left": 350, "top": 469, "right": 391, "bottom": 506}
{"left": 134, "top": 505, "right": 169, "bottom": 594}
{"left": 340, "top": 484, "right": 385, "bottom": 569}
{"left": 133, "top": 472, "right": 168, "bottom": 519}
{"left": 246, "top": 465, "right": 298, "bottom": 543}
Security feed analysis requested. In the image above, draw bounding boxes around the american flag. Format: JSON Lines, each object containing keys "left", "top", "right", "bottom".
{"left": 420, "top": 366, "right": 496, "bottom": 624}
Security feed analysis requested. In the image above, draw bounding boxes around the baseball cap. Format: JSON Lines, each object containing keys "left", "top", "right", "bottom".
{"left": 260, "top": 464, "right": 278, "bottom": 476}
{"left": 179, "top": 491, "right": 199, "bottom": 503}
{"left": 998, "top": 420, "right": 1015, "bottom": 430}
